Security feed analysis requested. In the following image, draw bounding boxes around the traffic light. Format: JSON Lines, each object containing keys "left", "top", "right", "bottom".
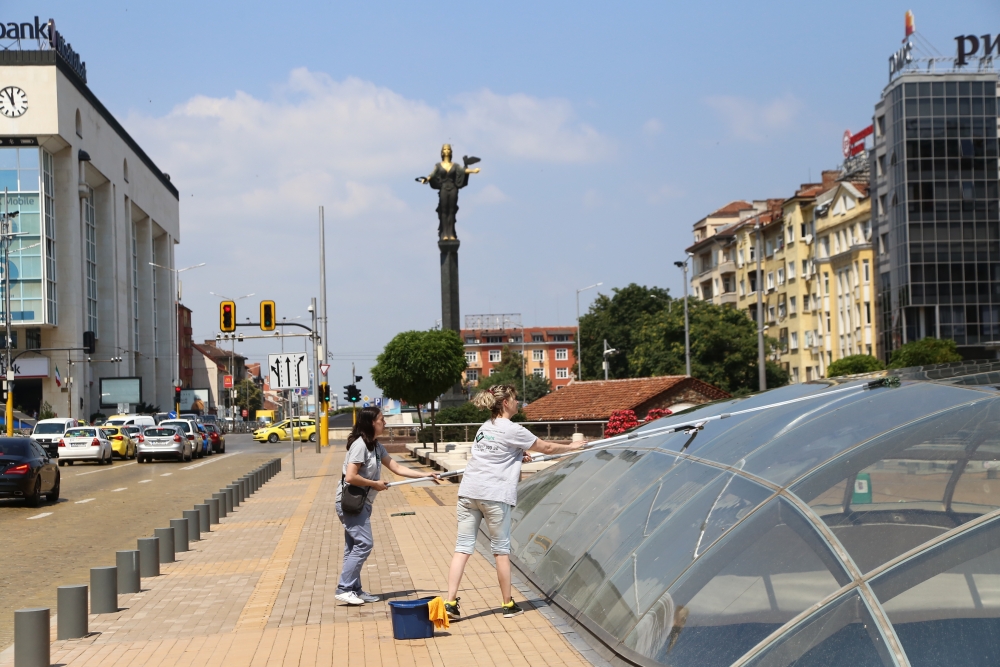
{"left": 83, "top": 331, "right": 96, "bottom": 354}
{"left": 343, "top": 384, "right": 361, "bottom": 403}
{"left": 174, "top": 386, "right": 181, "bottom": 404}
{"left": 260, "top": 300, "right": 275, "bottom": 331}
{"left": 220, "top": 300, "right": 236, "bottom": 333}
{"left": 320, "top": 382, "right": 330, "bottom": 403}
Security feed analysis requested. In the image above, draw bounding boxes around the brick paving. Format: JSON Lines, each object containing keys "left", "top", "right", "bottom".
{"left": 1, "top": 447, "right": 602, "bottom": 666}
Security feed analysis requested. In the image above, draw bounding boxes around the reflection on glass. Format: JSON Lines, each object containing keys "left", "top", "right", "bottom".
{"left": 742, "top": 591, "right": 893, "bottom": 667}
{"left": 622, "top": 498, "right": 850, "bottom": 667}
{"left": 871, "top": 518, "right": 1000, "bottom": 667}
{"left": 792, "top": 397, "right": 1000, "bottom": 573}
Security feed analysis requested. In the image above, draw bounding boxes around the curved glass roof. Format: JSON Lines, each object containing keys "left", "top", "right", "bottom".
{"left": 509, "top": 363, "right": 1000, "bottom": 667}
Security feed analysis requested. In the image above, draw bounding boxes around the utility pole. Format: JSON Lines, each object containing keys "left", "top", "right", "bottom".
{"left": 310, "top": 297, "right": 320, "bottom": 453}
{"left": 756, "top": 220, "right": 767, "bottom": 392}
{"left": 318, "top": 207, "right": 329, "bottom": 448}
{"left": 575, "top": 282, "right": 602, "bottom": 381}
{"left": 2, "top": 189, "right": 17, "bottom": 435}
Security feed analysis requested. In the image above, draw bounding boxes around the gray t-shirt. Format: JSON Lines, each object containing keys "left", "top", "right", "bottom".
{"left": 458, "top": 418, "right": 537, "bottom": 506}
{"left": 336, "top": 439, "right": 387, "bottom": 506}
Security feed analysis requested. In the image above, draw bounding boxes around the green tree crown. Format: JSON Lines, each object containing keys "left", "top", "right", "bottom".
{"left": 826, "top": 354, "right": 885, "bottom": 378}
{"left": 371, "top": 329, "right": 467, "bottom": 405}
{"left": 888, "top": 337, "right": 963, "bottom": 369}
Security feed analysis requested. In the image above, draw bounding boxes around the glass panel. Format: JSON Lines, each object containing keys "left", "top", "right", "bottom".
{"left": 792, "top": 397, "right": 1000, "bottom": 573}
{"left": 743, "top": 591, "right": 894, "bottom": 667}
{"left": 17, "top": 148, "right": 39, "bottom": 169}
{"left": 743, "top": 383, "right": 983, "bottom": 486}
{"left": 17, "top": 169, "right": 38, "bottom": 191}
{"left": 0, "top": 148, "right": 17, "bottom": 169}
{"left": 622, "top": 498, "right": 850, "bottom": 666}
{"left": 871, "top": 517, "right": 1000, "bottom": 667}
{"left": 0, "top": 171, "right": 16, "bottom": 192}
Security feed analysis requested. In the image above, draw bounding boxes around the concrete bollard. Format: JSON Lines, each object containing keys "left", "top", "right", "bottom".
{"left": 224, "top": 486, "right": 236, "bottom": 510}
{"left": 213, "top": 492, "right": 228, "bottom": 517}
{"left": 138, "top": 537, "right": 160, "bottom": 577}
{"left": 14, "top": 608, "right": 49, "bottom": 667}
{"left": 171, "top": 518, "right": 190, "bottom": 553}
{"left": 57, "top": 585, "right": 88, "bottom": 639}
{"left": 227, "top": 484, "right": 239, "bottom": 507}
{"left": 90, "top": 566, "right": 118, "bottom": 613}
{"left": 154, "top": 528, "right": 175, "bottom": 563}
{"left": 116, "top": 551, "right": 141, "bottom": 594}
{"left": 183, "top": 510, "right": 201, "bottom": 542}
{"left": 206, "top": 498, "right": 220, "bottom": 523}
{"left": 195, "top": 504, "right": 211, "bottom": 532}
{"left": 243, "top": 477, "right": 251, "bottom": 497}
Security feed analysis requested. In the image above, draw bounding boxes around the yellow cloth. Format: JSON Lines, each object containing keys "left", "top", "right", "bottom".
{"left": 426, "top": 596, "right": 450, "bottom": 630}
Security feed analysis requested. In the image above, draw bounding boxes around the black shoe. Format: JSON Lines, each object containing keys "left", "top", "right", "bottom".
{"left": 445, "top": 597, "right": 461, "bottom": 619}
{"left": 501, "top": 600, "right": 523, "bottom": 618}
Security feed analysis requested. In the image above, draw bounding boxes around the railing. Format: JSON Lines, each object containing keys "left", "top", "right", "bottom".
{"left": 374, "top": 420, "right": 610, "bottom": 444}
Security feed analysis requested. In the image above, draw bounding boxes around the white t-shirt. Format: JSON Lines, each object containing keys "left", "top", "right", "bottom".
{"left": 458, "top": 418, "right": 537, "bottom": 506}
{"left": 336, "top": 439, "right": 386, "bottom": 507}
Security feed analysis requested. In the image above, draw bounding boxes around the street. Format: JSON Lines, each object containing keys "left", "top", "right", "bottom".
{"left": 0, "top": 433, "right": 289, "bottom": 652}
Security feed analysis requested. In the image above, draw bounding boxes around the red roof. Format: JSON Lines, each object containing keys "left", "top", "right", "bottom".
{"left": 523, "top": 376, "right": 730, "bottom": 421}
{"left": 709, "top": 200, "right": 753, "bottom": 217}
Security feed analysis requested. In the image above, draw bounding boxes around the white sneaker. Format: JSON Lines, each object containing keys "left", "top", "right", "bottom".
{"left": 357, "top": 590, "right": 380, "bottom": 603}
{"left": 335, "top": 591, "right": 365, "bottom": 606}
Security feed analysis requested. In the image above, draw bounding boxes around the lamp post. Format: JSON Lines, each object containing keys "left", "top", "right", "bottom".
{"left": 673, "top": 257, "right": 692, "bottom": 377}
{"left": 754, "top": 221, "right": 766, "bottom": 392}
{"left": 575, "top": 282, "right": 602, "bottom": 381}
{"left": 210, "top": 292, "right": 254, "bottom": 417}
{"left": 602, "top": 339, "right": 618, "bottom": 381}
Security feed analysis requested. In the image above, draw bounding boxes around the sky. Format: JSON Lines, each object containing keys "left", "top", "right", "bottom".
{"left": 11, "top": 1, "right": 1000, "bottom": 398}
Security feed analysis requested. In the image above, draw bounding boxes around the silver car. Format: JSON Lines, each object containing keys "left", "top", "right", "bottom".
{"left": 137, "top": 426, "right": 192, "bottom": 463}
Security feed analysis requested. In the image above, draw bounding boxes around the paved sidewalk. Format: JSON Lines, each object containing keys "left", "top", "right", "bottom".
{"left": 4, "top": 447, "right": 601, "bottom": 666}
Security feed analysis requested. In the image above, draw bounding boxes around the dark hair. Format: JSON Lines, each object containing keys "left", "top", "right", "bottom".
{"left": 346, "top": 406, "right": 383, "bottom": 450}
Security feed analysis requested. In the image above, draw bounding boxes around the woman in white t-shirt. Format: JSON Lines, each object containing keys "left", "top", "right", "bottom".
{"left": 443, "top": 384, "right": 584, "bottom": 619}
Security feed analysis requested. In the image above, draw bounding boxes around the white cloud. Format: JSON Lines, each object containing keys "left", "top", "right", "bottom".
{"left": 704, "top": 93, "right": 803, "bottom": 141}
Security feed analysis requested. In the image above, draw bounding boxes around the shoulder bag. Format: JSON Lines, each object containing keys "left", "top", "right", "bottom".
{"left": 340, "top": 443, "right": 381, "bottom": 514}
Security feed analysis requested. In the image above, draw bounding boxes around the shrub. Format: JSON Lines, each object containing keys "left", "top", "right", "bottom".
{"left": 826, "top": 355, "right": 885, "bottom": 378}
{"left": 605, "top": 409, "right": 638, "bottom": 437}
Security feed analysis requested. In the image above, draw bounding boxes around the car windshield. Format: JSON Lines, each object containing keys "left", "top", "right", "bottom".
{"left": 65, "top": 428, "right": 96, "bottom": 438}
{"left": 125, "top": 427, "right": 141, "bottom": 434}
{"left": 204, "top": 424, "right": 217, "bottom": 433}
{"left": 33, "top": 423, "right": 65, "bottom": 434}
{"left": 0, "top": 440, "right": 30, "bottom": 456}
{"left": 161, "top": 421, "right": 191, "bottom": 433}
{"left": 101, "top": 428, "right": 119, "bottom": 435}
{"left": 107, "top": 419, "right": 128, "bottom": 426}
{"left": 145, "top": 428, "right": 176, "bottom": 437}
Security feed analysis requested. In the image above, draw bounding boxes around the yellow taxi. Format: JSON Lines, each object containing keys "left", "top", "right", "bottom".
{"left": 253, "top": 418, "right": 317, "bottom": 444}
{"left": 101, "top": 425, "right": 137, "bottom": 459}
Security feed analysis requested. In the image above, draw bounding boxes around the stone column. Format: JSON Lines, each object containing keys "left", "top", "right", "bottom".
{"left": 438, "top": 239, "right": 464, "bottom": 408}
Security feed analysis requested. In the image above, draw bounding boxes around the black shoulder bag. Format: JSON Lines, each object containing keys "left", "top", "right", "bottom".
{"left": 340, "top": 443, "right": 380, "bottom": 515}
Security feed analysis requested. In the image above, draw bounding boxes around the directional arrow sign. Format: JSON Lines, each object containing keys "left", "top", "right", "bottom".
{"left": 268, "top": 353, "right": 308, "bottom": 390}
{"left": 320, "top": 364, "right": 330, "bottom": 376}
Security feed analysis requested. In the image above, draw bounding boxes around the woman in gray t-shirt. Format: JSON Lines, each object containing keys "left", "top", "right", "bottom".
{"left": 335, "top": 406, "right": 431, "bottom": 606}
{"left": 444, "top": 385, "right": 583, "bottom": 619}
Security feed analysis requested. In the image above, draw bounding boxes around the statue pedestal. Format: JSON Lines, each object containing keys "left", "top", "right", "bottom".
{"left": 438, "top": 239, "right": 465, "bottom": 408}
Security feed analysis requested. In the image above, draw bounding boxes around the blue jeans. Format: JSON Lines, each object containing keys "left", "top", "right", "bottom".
{"left": 336, "top": 502, "right": 373, "bottom": 593}
{"left": 455, "top": 497, "right": 512, "bottom": 555}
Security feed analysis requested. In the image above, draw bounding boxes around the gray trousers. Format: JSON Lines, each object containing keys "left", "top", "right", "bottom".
{"left": 336, "top": 502, "right": 373, "bottom": 593}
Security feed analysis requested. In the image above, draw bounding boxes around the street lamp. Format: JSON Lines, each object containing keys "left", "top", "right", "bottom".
{"left": 673, "top": 257, "right": 692, "bottom": 377}
{"left": 602, "top": 339, "right": 618, "bottom": 381}
{"left": 576, "top": 282, "right": 602, "bottom": 381}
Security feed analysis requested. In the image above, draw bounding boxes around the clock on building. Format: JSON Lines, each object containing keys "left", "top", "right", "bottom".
{"left": 0, "top": 87, "right": 28, "bottom": 118}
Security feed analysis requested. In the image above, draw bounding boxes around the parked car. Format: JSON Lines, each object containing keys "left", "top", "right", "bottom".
{"left": 203, "top": 423, "right": 226, "bottom": 453}
{"left": 253, "top": 418, "right": 316, "bottom": 443}
{"left": 153, "top": 412, "right": 171, "bottom": 425}
{"left": 137, "top": 426, "right": 192, "bottom": 463}
{"left": 57, "top": 427, "right": 113, "bottom": 466}
{"left": 106, "top": 414, "right": 157, "bottom": 429}
{"left": 123, "top": 425, "right": 144, "bottom": 446}
{"left": 101, "top": 426, "right": 137, "bottom": 460}
{"left": 158, "top": 419, "right": 204, "bottom": 458}
{"left": 30, "top": 417, "right": 77, "bottom": 458}
{"left": 0, "top": 438, "right": 60, "bottom": 506}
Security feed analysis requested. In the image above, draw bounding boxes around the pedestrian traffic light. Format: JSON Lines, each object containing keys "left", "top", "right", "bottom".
{"left": 260, "top": 300, "right": 275, "bottom": 331}
{"left": 83, "top": 331, "right": 96, "bottom": 354}
{"left": 220, "top": 300, "right": 236, "bottom": 333}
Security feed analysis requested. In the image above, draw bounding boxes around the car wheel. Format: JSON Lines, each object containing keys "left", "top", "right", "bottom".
{"left": 268, "top": 433, "right": 279, "bottom": 443}
{"left": 106, "top": 451, "right": 114, "bottom": 465}
{"left": 221, "top": 444, "right": 225, "bottom": 453}
{"left": 58, "top": 460, "right": 65, "bottom": 467}
{"left": 26, "top": 477, "right": 42, "bottom": 508}
{"left": 309, "top": 433, "right": 317, "bottom": 442}
{"left": 67, "top": 460, "right": 74, "bottom": 466}
{"left": 184, "top": 451, "right": 192, "bottom": 462}
{"left": 46, "top": 474, "right": 60, "bottom": 502}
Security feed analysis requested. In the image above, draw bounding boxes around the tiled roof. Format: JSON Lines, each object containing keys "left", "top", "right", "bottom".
{"left": 709, "top": 200, "right": 753, "bottom": 217}
{"left": 523, "top": 376, "right": 730, "bottom": 421}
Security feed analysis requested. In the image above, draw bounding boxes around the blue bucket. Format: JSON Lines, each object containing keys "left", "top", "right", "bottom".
{"left": 388, "top": 597, "right": 436, "bottom": 640}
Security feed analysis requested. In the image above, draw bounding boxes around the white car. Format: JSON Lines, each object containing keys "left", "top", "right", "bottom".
{"left": 57, "top": 427, "right": 114, "bottom": 466}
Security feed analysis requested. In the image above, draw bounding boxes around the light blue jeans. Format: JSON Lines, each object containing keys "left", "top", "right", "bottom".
{"left": 336, "top": 502, "right": 373, "bottom": 594}
{"left": 455, "top": 497, "right": 512, "bottom": 555}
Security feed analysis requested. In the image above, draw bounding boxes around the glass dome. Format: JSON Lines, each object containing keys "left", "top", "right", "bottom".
{"left": 509, "top": 364, "right": 1000, "bottom": 667}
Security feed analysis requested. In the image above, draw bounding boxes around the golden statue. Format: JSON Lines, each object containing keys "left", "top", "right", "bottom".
{"left": 417, "top": 144, "right": 480, "bottom": 241}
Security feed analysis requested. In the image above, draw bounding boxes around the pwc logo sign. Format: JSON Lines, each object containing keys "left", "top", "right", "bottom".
{"left": 954, "top": 34, "right": 1000, "bottom": 67}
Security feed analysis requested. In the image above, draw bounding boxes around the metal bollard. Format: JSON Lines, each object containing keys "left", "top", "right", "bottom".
{"left": 57, "top": 585, "right": 88, "bottom": 639}
{"left": 14, "top": 608, "right": 49, "bottom": 667}
{"left": 154, "top": 527, "right": 175, "bottom": 563}
{"left": 243, "top": 477, "right": 251, "bottom": 497}
{"left": 138, "top": 537, "right": 160, "bottom": 577}
{"left": 116, "top": 551, "right": 141, "bottom": 594}
{"left": 224, "top": 486, "right": 236, "bottom": 510}
{"left": 206, "top": 498, "right": 220, "bottom": 523}
{"left": 183, "top": 510, "right": 201, "bottom": 542}
{"left": 195, "top": 504, "right": 211, "bottom": 532}
{"left": 171, "top": 518, "right": 190, "bottom": 553}
{"left": 228, "top": 484, "right": 240, "bottom": 507}
{"left": 90, "top": 566, "right": 118, "bottom": 613}
{"left": 214, "top": 491, "right": 229, "bottom": 517}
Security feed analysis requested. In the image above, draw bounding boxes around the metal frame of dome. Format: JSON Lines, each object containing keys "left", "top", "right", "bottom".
{"left": 507, "top": 363, "right": 1000, "bottom": 667}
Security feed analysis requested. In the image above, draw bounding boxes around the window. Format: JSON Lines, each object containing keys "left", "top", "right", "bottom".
{"left": 465, "top": 369, "right": 478, "bottom": 382}
{"left": 553, "top": 334, "right": 570, "bottom": 342}
{"left": 555, "top": 368, "right": 569, "bottom": 379}
{"left": 739, "top": 279, "right": 745, "bottom": 296}
{"left": 819, "top": 236, "right": 830, "bottom": 258}
{"left": 555, "top": 348, "right": 568, "bottom": 361}
{"left": 26, "top": 328, "right": 40, "bottom": 350}
{"left": 801, "top": 259, "right": 808, "bottom": 276}
{"left": 488, "top": 349, "right": 501, "bottom": 363}
{"left": 123, "top": 158, "right": 129, "bottom": 183}
{"left": 823, "top": 272, "right": 830, "bottom": 295}
{"left": 532, "top": 349, "right": 544, "bottom": 362}
{"left": 789, "top": 296, "right": 797, "bottom": 314}
{"left": 465, "top": 336, "right": 475, "bottom": 343}
{"left": 879, "top": 233, "right": 888, "bottom": 255}
{"left": 777, "top": 268, "right": 785, "bottom": 286}
{"left": 790, "top": 332, "right": 798, "bottom": 350}
{"left": 131, "top": 217, "right": 139, "bottom": 351}
{"left": 865, "top": 302, "right": 871, "bottom": 324}
{"left": 786, "top": 225, "right": 794, "bottom": 243}
{"left": 803, "top": 294, "right": 810, "bottom": 311}
{"left": 42, "top": 150, "right": 56, "bottom": 324}
{"left": 737, "top": 249, "right": 744, "bottom": 267}
{"left": 485, "top": 336, "right": 502, "bottom": 343}
{"left": 532, "top": 334, "right": 544, "bottom": 342}
{"left": 84, "top": 189, "right": 98, "bottom": 336}
{"left": 791, "top": 366, "right": 799, "bottom": 383}
{"left": 805, "top": 330, "right": 814, "bottom": 348}
{"left": 863, "top": 259, "right": 870, "bottom": 282}
{"left": 533, "top": 367, "right": 545, "bottom": 378}
{"left": 767, "top": 272, "right": 775, "bottom": 290}
{"left": 786, "top": 261, "right": 795, "bottom": 280}
{"left": 465, "top": 351, "right": 477, "bottom": 364}
{"left": 75, "top": 109, "right": 82, "bottom": 137}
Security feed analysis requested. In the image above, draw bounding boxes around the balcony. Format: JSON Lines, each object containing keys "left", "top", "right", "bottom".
{"left": 718, "top": 260, "right": 736, "bottom": 274}
{"left": 719, "top": 291, "right": 738, "bottom": 305}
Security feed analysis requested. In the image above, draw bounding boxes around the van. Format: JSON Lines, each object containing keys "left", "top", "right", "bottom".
{"left": 30, "top": 417, "right": 78, "bottom": 457}
{"left": 106, "top": 414, "right": 157, "bottom": 430}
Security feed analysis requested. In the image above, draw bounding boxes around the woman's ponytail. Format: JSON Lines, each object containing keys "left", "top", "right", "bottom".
{"left": 472, "top": 384, "right": 517, "bottom": 422}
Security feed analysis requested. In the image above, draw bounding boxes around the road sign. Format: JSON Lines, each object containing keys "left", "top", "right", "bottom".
{"left": 363, "top": 395, "right": 370, "bottom": 402}
{"left": 242, "top": 409, "right": 248, "bottom": 417}
{"left": 223, "top": 375, "right": 234, "bottom": 389}
{"left": 267, "top": 353, "right": 308, "bottom": 390}
{"left": 320, "top": 364, "right": 330, "bottom": 376}
{"left": 362, "top": 402, "right": 370, "bottom": 408}
{"left": 374, "top": 397, "right": 382, "bottom": 407}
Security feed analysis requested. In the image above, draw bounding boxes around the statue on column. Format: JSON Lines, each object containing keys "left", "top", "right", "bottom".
{"left": 416, "top": 144, "right": 480, "bottom": 241}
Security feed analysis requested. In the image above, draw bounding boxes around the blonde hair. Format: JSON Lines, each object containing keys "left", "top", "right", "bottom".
{"left": 472, "top": 384, "right": 517, "bottom": 421}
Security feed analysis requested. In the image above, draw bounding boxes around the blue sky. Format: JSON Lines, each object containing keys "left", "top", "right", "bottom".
{"left": 16, "top": 1, "right": 1000, "bottom": 397}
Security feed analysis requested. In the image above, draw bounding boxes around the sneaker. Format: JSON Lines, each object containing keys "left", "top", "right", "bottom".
{"left": 335, "top": 591, "right": 365, "bottom": 606}
{"left": 356, "top": 590, "right": 380, "bottom": 603}
{"left": 501, "top": 600, "right": 523, "bottom": 618}
{"left": 444, "top": 598, "right": 461, "bottom": 619}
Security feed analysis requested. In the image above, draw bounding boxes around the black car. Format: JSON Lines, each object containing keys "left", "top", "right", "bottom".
{"left": 0, "top": 438, "right": 60, "bottom": 507}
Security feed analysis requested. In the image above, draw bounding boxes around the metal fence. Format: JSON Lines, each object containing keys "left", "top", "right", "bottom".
{"left": 380, "top": 420, "right": 609, "bottom": 444}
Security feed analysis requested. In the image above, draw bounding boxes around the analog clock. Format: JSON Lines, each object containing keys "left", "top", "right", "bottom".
{"left": 0, "top": 87, "right": 28, "bottom": 118}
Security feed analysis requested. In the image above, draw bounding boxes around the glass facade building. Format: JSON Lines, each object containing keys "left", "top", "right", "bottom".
{"left": 872, "top": 73, "right": 1000, "bottom": 360}
{"left": 509, "top": 362, "right": 1000, "bottom": 666}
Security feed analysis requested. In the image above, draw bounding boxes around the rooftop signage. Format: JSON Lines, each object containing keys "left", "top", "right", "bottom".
{"left": 955, "top": 34, "right": 1000, "bottom": 67}
{"left": 0, "top": 16, "right": 87, "bottom": 83}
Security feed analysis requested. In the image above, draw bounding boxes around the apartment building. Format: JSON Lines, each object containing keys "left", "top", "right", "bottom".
{"left": 689, "top": 200, "right": 757, "bottom": 306}
{"left": 460, "top": 314, "right": 577, "bottom": 390}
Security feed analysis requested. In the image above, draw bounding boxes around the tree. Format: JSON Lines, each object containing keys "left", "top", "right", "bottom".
{"left": 888, "top": 337, "right": 963, "bottom": 369}
{"left": 476, "top": 345, "right": 552, "bottom": 403}
{"left": 371, "top": 329, "right": 466, "bottom": 448}
{"left": 827, "top": 354, "right": 885, "bottom": 377}
{"left": 578, "top": 283, "right": 672, "bottom": 380}
{"left": 234, "top": 378, "right": 262, "bottom": 417}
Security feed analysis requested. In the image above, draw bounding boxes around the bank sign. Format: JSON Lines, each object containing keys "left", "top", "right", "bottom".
{"left": 0, "top": 17, "right": 86, "bottom": 83}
